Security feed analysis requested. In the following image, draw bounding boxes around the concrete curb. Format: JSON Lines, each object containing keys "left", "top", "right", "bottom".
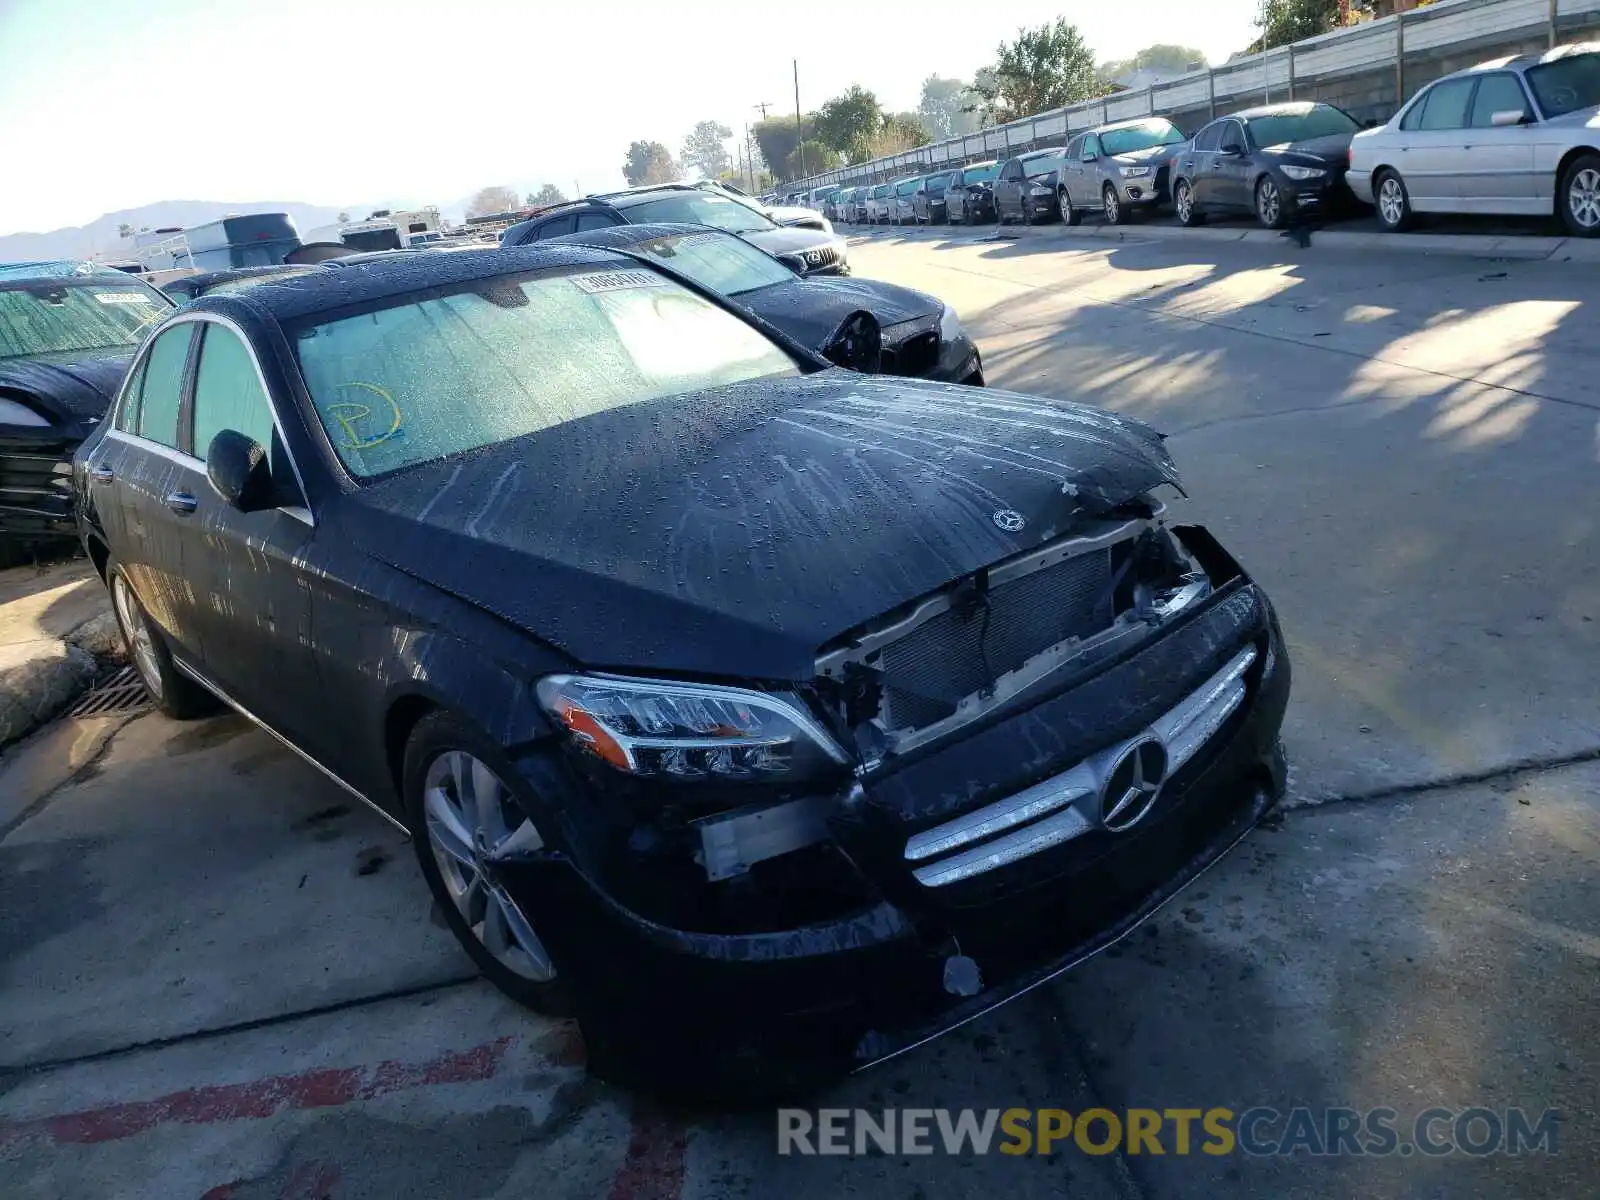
{"left": 0, "top": 640, "right": 97, "bottom": 748}
{"left": 848, "top": 222, "right": 1600, "bottom": 263}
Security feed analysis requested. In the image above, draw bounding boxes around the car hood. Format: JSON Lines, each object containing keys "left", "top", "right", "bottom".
{"left": 766, "top": 205, "right": 828, "bottom": 227}
{"left": 1261, "top": 132, "right": 1355, "bottom": 168}
{"left": 0, "top": 348, "right": 133, "bottom": 427}
{"left": 336, "top": 374, "right": 1180, "bottom": 680}
{"left": 1113, "top": 144, "right": 1182, "bottom": 166}
{"left": 736, "top": 278, "right": 939, "bottom": 349}
{"left": 1544, "top": 103, "right": 1600, "bottom": 129}
{"left": 739, "top": 225, "right": 838, "bottom": 255}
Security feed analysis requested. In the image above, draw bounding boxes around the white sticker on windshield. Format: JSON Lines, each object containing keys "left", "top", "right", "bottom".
{"left": 570, "top": 270, "right": 669, "bottom": 294}
{"left": 93, "top": 292, "right": 153, "bottom": 304}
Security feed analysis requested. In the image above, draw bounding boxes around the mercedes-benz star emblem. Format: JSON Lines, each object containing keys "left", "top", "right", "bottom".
{"left": 992, "top": 509, "right": 1025, "bottom": 532}
{"left": 1100, "top": 737, "right": 1168, "bottom": 832}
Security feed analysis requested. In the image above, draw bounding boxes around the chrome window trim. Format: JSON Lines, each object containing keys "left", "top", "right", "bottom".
{"left": 117, "top": 310, "right": 316, "bottom": 523}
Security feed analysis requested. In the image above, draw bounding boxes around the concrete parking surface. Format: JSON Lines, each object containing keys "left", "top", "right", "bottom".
{"left": 2, "top": 232, "right": 1596, "bottom": 1198}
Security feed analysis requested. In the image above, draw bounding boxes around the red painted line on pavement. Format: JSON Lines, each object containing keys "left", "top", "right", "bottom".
{"left": 607, "top": 1105, "right": 688, "bottom": 1200}
{"left": 0, "top": 1037, "right": 512, "bottom": 1151}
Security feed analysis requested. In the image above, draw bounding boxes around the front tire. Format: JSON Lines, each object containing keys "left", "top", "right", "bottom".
{"left": 1174, "top": 178, "right": 1205, "bottom": 227}
{"left": 107, "top": 563, "right": 217, "bottom": 719}
{"left": 1103, "top": 184, "right": 1128, "bottom": 225}
{"left": 1061, "top": 188, "right": 1080, "bottom": 226}
{"left": 1559, "top": 153, "right": 1600, "bottom": 237}
{"left": 1375, "top": 169, "right": 1414, "bottom": 232}
{"left": 1255, "top": 176, "right": 1288, "bottom": 229}
{"left": 403, "top": 711, "right": 573, "bottom": 1016}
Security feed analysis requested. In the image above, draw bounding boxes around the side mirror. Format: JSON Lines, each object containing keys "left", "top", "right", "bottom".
{"left": 1083, "top": 151, "right": 1098, "bottom": 162}
{"left": 1363, "top": 117, "right": 1381, "bottom": 128}
{"left": 206, "top": 429, "right": 277, "bottom": 512}
{"left": 1490, "top": 109, "right": 1529, "bottom": 127}
{"left": 1222, "top": 142, "right": 1246, "bottom": 157}
{"left": 776, "top": 252, "right": 808, "bottom": 276}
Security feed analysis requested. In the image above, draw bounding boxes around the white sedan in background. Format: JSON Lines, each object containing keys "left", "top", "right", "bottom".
{"left": 1349, "top": 41, "right": 1600, "bottom": 236}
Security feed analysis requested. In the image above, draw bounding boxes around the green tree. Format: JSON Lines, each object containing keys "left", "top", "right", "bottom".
{"left": 525, "top": 184, "right": 567, "bottom": 207}
{"left": 753, "top": 116, "right": 807, "bottom": 183}
{"left": 621, "top": 140, "right": 680, "bottom": 187}
{"left": 969, "top": 18, "right": 1106, "bottom": 124}
{"left": 785, "top": 139, "right": 840, "bottom": 179}
{"left": 815, "top": 85, "right": 884, "bottom": 162}
{"left": 1250, "top": 0, "right": 1339, "bottom": 52}
{"left": 867, "top": 113, "right": 931, "bottom": 159}
{"left": 680, "top": 120, "right": 733, "bottom": 179}
{"left": 1099, "top": 44, "right": 1208, "bottom": 82}
{"left": 918, "top": 75, "right": 981, "bottom": 139}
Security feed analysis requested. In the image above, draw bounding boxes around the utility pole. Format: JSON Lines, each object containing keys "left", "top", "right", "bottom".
{"left": 1261, "top": 0, "right": 1271, "bottom": 104}
{"left": 744, "top": 123, "right": 757, "bottom": 193}
{"left": 753, "top": 101, "right": 773, "bottom": 119}
{"left": 793, "top": 59, "right": 806, "bottom": 178}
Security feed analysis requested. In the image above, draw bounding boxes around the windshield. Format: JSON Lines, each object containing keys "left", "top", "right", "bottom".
{"left": 0, "top": 279, "right": 170, "bottom": 361}
{"left": 294, "top": 267, "right": 799, "bottom": 478}
{"left": 618, "top": 231, "right": 794, "bottom": 296}
{"left": 964, "top": 163, "right": 999, "bottom": 183}
{"left": 623, "top": 192, "right": 775, "bottom": 233}
{"left": 1101, "top": 120, "right": 1186, "bottom": 156}
{"left": 1245, "top": 105, "right": 1360, "bottom": 146}
{"left": 1526, "top": 52, "right": 1600, "bottom": 117}
{"left": 1022, "top": 152, "right": 1060, "bottom": 176}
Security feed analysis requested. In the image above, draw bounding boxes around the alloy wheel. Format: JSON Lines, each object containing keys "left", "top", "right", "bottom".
{"left": 1568, "top": 168, "right": 1600, "bottom": 229}
{"left": 1104, "top": 187, "right": 1120, "bottom": 224}
{"left": 1258, "top": 179, "right": 1281, "bottom": 227}
{"left": 1378, "top": 177, "right": 1405, "bottom": 227}
{"left": 1177, "top": 182, "right": 1194, "bottom": 224}
{"left": 112, "top": 574, "right": 163, "bottom": 700}
{"left": 423, "top": 750, "right": 556, "bottom": 982}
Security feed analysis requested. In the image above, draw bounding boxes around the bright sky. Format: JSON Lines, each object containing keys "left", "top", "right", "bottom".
{"left": 0, "top": 0, "right": 1261, "bottom": 235}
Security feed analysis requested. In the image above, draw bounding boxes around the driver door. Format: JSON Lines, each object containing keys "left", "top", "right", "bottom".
{"left": 1212, "top": 120, "right": 1252, "bottom": 211}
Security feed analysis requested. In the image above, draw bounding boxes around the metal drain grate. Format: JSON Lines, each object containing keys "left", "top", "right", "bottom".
{"left": 67, "top": 665, "right": 153, "bottom": 718}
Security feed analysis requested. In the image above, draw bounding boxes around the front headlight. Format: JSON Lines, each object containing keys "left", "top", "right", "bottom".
{"left": 1118, "top": 165, "right": 1152, "bottom": 178}
{"left": 536, "top": 674, "right": 849, "bottom": 781}
{"left": 1280, "top": 165, "right": 1326, "bottom": 181}
{"left": 1029, "top": 184, "right": 1052, "bottom": 195}
{"left": 939, "top": 303, "right": 964, "bottom": 343}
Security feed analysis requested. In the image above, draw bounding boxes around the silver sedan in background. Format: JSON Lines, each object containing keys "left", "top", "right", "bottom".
{"left": 1056, "top": 117, "right": 1189, "bottom": 225}
{"left": 1349, "top": 41, "right": 1600, "bottom": 236}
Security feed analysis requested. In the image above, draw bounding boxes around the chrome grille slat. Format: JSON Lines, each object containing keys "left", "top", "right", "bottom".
{"left": 906, "top": 645, "right": 1258, "bottom": 887}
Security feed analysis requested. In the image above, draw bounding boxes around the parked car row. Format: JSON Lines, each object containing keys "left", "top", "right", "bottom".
{"left": 811, "top": 41, "right": 1600, "bottom": 238}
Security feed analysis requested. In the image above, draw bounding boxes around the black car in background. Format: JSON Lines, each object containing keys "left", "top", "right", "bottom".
{"left": 74, "top": 245, "right": 1288, "bottom": 1097}
{"left": 913, "top": 170, "right": 957, "bottom": 224}
{"left": 0, "top": 262, "right": 171, "bottom": 556}
{"left": 995, "top": 148, "right": 1068, "bottom": 223}
{"left": 547, "top": 222, "right": 982, "bottom": 384}
{"left": 946, "top": 160, "right": 1000, "bottom": 223}
{"left": 1171, "top": 102, "right": 1362, "bottom": 229}
{"left": 503, "top": 184, "right": 850, "bottom": 275}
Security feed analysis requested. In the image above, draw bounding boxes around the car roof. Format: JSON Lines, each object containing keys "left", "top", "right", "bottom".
{"left": 1224, "top": 101, "right": 1332, "bottom": 120}
{"left": 542, "top": 221, "right": 728, "bottom": 250}
{"left": 186, "top": 244, "right": 632, "bottom": 324}
{"left": 0, "top": 260, "right": 148, "bottom": 285}
{"left": 1091, "top": 115, "right": 1179, "bottom": 134}
{"left": 961, "top": 159, "right": 998, "bottom": 169}
{"left": 1455, "top": 39, "right": 1597, "bottom": 76}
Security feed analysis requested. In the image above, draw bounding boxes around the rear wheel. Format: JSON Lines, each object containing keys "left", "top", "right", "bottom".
{"left": 1375, "top": 169, "right": 1414, "bottom": 232}
{"left": 1559, "top": 153, "right": 1600, "bottom": 237}
{"left": 107, "top": 563, "right": 217, "bottom": 719}
{"left": 1060, "top": 188, "right": 1079, "bottom": 226}
{"left": 1174, "top": 178, "right": 1205, "bottom": 227}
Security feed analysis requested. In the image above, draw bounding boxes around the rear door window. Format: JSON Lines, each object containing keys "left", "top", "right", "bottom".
{"left": 575, "top": 212, "right": 620, "bottom": 231}
{"left": 536, "top": 214, "right": 577, "bottom": 239}
{"left": 134, "top": 324, "right": 194, "bottom": 449}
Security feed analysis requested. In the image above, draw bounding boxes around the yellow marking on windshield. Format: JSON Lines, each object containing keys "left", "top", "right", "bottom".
{"left": 327, "top": 381, "right": 403, "bottom": 449}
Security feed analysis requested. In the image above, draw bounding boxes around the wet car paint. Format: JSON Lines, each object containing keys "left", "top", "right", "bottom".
{"left": 73, "top": 244, "right": 1288, "bottom": 1097}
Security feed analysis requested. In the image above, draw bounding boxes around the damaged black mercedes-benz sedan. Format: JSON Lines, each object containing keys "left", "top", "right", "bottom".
{"left": 72, "top": 246, "right": 1288, "bottom": 1097}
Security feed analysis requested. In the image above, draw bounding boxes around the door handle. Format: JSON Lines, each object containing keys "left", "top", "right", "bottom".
{"left": 90, "top": 465, "right": 114, "bottom": 484}
{"left": 165, "top": 491, "right": 198, "bottom": 515}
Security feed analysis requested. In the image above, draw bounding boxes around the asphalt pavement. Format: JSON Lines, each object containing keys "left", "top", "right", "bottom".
{"left": 1, "top": 233, "right": 1595, "bottom": 1199}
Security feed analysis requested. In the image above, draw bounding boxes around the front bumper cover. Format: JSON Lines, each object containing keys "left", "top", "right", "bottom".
{"left": 501, "top": 554, "right": 1290, "bottom": 1086}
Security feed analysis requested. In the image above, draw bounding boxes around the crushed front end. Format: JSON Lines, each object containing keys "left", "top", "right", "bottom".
{"left": 503, "top": 511, "right": 1289, "bottom": 1093}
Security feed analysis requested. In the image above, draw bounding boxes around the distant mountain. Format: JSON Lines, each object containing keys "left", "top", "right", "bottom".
{"left": 0, "top": 200, "right": 365, "bottom": 263}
